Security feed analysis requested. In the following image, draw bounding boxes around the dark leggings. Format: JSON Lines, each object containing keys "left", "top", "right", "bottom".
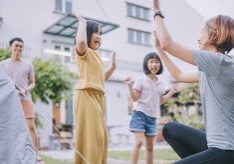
{"left": 162, "top": 122, "right": 234, "bottom": 164}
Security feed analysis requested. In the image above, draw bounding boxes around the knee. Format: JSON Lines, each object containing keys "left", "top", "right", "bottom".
{"left": 162, "top": 122, "right": 176, "bottom": 139}
{"left": 146, "top": 144, "right": 154, "bottom": 152}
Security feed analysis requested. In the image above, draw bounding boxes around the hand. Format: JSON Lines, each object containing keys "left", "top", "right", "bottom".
{"left": 75, "top": 14, "right": 86, "bottom": 23}
{"left": 153, "top": 0, "right": 160, "bottom": 12}
{"left": 168, "top": 85, "right": 177, "bottom": 95}
{"left": 111, "top": 52, "right": 117, "bottom": 69}
{"left": 17, "top": 88, "right": 27, "bottom": 96}
{"left": 124, "top": 77, "right": 134, "bottom": 86}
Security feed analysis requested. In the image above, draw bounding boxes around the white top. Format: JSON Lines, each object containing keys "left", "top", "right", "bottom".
{"left": 133, "top": 74, "right": 165, "bottom": 118}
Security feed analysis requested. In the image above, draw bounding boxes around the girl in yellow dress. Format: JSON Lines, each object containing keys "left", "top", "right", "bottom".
{"left": 74, "top": 15, "right": 116, "bottom": 164}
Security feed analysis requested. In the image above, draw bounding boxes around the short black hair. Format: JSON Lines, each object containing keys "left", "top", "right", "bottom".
{"left": 143, "top": 52, "right": 163, "bottom": 75}
{"left": 86, "top": 20, "right": 101, "bottom": 47}
{"left": 74, "top": 20, "right": 101, "bottom": 47}
{"left": 9, "top": 37, "right": 24, "bottom": 46}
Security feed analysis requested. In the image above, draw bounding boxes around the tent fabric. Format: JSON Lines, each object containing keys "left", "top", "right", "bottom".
{"left": 0, "top": 67, "right": 35, "bottom": 164}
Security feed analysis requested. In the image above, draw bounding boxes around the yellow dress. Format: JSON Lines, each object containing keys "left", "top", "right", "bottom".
{"left": 74, "top": 48, "right": 107, "bottom": 164}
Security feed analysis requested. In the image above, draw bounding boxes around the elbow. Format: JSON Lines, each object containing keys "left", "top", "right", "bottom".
{"left": 132, "top": 97, "right": 138, "bottom": 102}
{"left": 76, "top": 40, "right": 86, "bottom": 47}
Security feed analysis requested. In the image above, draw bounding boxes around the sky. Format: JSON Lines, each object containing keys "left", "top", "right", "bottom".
{"left": 185, "top": 0, "right": 234, "bottom": 19}
{"left": 185, "top": 0, "right": 234, "bottom": 56}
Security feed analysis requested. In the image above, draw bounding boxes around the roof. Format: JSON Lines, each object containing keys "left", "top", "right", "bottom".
{"left": 44, "top": 14, "right": 119, "bottom": 38}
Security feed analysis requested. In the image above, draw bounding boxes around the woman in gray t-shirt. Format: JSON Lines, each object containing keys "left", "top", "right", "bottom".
{"left": 152, "top": 0, "right": 234, "bottom": 163}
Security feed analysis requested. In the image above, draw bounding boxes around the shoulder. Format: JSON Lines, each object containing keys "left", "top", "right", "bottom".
{"left": 0, "top": 58, "right": 10, "bottom": 63}
{"left": 135, "top": 76, "right": 147, "bottom": 83}
{"left": 0, "top": 58, "right": 10, "bottom": 66}
{"left": 21, "top": 59, "right": 34, "bottom": 71}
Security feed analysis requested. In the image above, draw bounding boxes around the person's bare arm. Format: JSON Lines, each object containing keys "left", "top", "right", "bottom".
{"left": 154, "top": 31, "right": 199, "bottom": 83}
{"left": 124, "top": 77, "right": 141, "bottom": 101}
{"left": 160, "top": 85, "right": 177, "bottom": 105}
{"left": 75, "top": 15, "right": 88, "bottom": 56}
{"left": 27, "top": 75, "right": 36, "bottom": 92}
{"left": 153, "top": 0, "right": 196, "bottom": 66}
{"left": 105, "top": 52, "right": 116, "bottom": 80}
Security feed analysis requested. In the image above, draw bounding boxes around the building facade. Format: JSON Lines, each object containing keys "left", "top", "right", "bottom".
{"left": 0, "top": 0, "right": 203, "bottom": 148}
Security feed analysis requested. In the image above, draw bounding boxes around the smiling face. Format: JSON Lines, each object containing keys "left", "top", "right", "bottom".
{"left": 198, "top": 15, "right": 234, "bottom": 53}
{"left": 10, "top": 40, "right": 24, "bottom": 57}
{"left": 198, "top": 26, "right": 210, "bottom": 50}
{"left": 86, "top": 20, "right": 102, "bottom": 50}
{"left": 143, "top": 52, "right": 163, "bottom": 75}
{"left": 147, "top": 58, "right": 161, "bottom": 75}
{"left": 89, "top": 28, "right": 102, "bottom": 50}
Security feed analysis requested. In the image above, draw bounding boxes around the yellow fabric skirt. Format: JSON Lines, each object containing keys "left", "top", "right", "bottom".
{"left": 74, "top": 88, "right": 107, "bottom": 164}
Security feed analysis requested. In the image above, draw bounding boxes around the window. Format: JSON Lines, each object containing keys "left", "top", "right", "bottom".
{"left": 55, "top": 0, "right": 62, "bottom": 12}
{"left": 54, "top": 0, "right": 72, "bottom": 14}
{"left": 65, "top": 0, "right": 72, "bottom": 14}
{"left": 127, "top": 3, "right": 150, "bottom": 21}
{"left": 128, "top": 28, "right": 151, "bottom": 46}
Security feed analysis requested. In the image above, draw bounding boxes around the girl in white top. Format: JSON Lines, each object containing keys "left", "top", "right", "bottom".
{"left": 125, "top": 52, "right": 176, "bottom": 164}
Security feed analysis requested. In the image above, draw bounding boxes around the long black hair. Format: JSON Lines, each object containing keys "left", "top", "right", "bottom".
{"left": 143, "top": 52, "right": 163, "bottom": 75}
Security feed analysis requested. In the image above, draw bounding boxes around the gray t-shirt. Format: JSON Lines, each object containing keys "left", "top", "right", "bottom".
{"left": 0, "top": 58, "right": 35, "bottom": 100}
{"left": 192, "top": 50, "right": 234, "bottom": 150}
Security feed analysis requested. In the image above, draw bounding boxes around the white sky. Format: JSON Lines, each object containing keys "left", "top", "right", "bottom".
{"left": 185, "top": 0, "right": 234, "bottom": 55}
{"left": 185, "top": 0, "right": 234, "bottom": 20}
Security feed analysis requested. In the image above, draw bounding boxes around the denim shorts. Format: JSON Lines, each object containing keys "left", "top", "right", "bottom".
{"left": 129, "top": 110, "right": 157, "bottom": 136}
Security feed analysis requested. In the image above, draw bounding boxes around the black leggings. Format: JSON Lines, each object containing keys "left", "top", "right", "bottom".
{"left": 162, "top": 122, "right": 234, "bottom": 164}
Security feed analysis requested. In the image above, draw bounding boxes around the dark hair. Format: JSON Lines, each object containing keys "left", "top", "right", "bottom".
{"left": 86, "top": 20, "right": 101, "bottom": 47}
{"left": 9, "top": 37, "right": 24, "bottom": 46}
{"left": 143, "top": 52, "right": 163, "bottom": 75}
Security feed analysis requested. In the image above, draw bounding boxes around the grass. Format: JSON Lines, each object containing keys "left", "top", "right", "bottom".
{"left": 41, "top": 156, "right": 73, "bottom": 164}
{"left": 41, "top": 148, "right": 180, "bottom": 164}
{"left": 108, "top": 148, "right": 180, "bottom": 161}
{"left": 42, "top": 148, "right": 179, "bottom": 164}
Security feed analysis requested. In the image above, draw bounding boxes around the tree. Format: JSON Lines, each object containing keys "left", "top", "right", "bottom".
{"left": 31, "top": 58, "right": 76, "bottom": 104}
{"left": 163, "top": 83, "right": 204, "bottom": 130}
{"left": 0, "top": 48, "right": 10, "bottom": 61}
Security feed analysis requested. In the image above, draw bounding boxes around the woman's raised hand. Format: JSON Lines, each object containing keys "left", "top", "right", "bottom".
{"left": 75, "top": 14, "right": 86, "bottom": 23}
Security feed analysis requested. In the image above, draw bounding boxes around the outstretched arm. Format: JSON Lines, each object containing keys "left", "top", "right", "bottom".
{"left": 75, "top": 15, "right": 88, "bottom": 56}
{"left": 105, "top": 52, "right": 116, "bottom": 80}
{"left": 153, "top": 0, "right": 196, "bottom": 65}
{"left": 160, "top": 85, "right": 177, "bottom": 105}
{"left": 154, "top": 31, "right": 199, "bottom": 83}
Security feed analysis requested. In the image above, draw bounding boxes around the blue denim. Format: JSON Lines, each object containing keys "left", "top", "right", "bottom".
{"left": 129, "top": 110, "right": 157, "bottom": 136}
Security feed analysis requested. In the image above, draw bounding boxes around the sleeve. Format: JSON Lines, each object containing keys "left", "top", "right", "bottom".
{"left": 28, "top": 63, "right": 35, "bottom": 78}
{"left": 0, "top": 60, "right": 5, "bottom": 68}
{"left": 75, "top": 47, "right": 90, "bottom": 60}
{"left": 158, "top": 82, "right": 166, "bottom": 95}
{"left": 132, "top": 77, "right": 143, "bottom": 91}
{"left": 192, "top": 50, "right": 223, "bottom": 77}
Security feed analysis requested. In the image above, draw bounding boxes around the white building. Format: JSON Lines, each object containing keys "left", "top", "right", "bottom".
{"left": 0, "top": 0, "right": 203, "bottom": 148}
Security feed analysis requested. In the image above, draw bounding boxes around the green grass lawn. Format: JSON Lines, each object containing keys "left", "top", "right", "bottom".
{"left": 42, "top": 156, "right": 73, "bottom": 164}
{"left": 108, "top": 148, "right": 180, "bottom": 161}
{"left": 42, "top": 148, "right": 179, "bottom": 164}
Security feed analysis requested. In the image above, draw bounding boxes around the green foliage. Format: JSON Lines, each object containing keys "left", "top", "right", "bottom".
{"left": 179, "top": 84, "right": 200, "bottom": 103}
{"left": 31, "top": 58, "right": 76, "bottom": 104}
{"left": 163, "top": 84, "right": 204, "bottom": 130}
{"left": 175, "top": 113, "right": 205, "bottom": 130}
{"left": 0, "top": 48, "right": 11, "bottom": 61}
